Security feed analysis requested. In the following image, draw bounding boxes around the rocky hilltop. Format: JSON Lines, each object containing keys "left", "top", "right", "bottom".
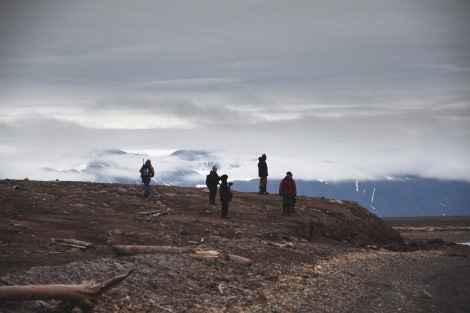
{"left": 1, "top": 179, "right": 469, "bottom": 313}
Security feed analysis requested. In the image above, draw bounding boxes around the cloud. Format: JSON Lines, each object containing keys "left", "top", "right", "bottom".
{"left": 16, "top": 45, "right": 161, "bottom": 66}
{"left": 0, "top": 0, "right": 469, "bottom": 182}
{"left": 2, "top": 101, "right": 469, "bottom": 183}
{"left": 416, "top": 64, "right": 470, "bottom": 73}
{"left": 137, "top": 77, "right": 240, "bottom": 89}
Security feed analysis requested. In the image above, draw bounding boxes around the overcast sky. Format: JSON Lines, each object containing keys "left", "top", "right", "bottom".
{"left": 1, "top": 0, "right": 469, "bottom": 182}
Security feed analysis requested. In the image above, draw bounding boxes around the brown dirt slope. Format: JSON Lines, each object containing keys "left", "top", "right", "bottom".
{"left": 0, "top": 179, "right": 404, "bottom": 274}
{"left": 1, "top": 179, "right": 469, "bottom": 313}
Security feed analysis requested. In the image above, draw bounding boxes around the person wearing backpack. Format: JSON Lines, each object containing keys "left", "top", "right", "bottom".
{"left": 206, "top": 166, "right": 220, "bottom": 205}
{"left": 219, "top": 174, "right": 233, "bottom": 218}
{"left": 139, "top": 159, "right": 155, "bottom": 198}
{"left": 279, "top": 171, "right": 297, "bottom": 216}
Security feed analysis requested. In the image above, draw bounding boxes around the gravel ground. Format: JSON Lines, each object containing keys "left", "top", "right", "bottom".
{"left": 1, "top": 240, "right": 469, "bottom": 313}
{"left": 315, "top": 250, "right": 470, "bottom": 313}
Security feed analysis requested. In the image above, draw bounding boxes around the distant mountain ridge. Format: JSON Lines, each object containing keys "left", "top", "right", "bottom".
{"left": 39, "top": 149, "right": 470, "bottom": 217}
{"left": 230, "top": 177, "right": 470, "bottom": 217}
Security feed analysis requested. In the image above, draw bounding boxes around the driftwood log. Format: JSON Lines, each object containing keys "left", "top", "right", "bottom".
{"left": 0, "top": 268, "right": 133, "bottom": 310}
{"left": 112, "top": 244, "right": 197, "bottom": 256}
{"left": 269, "top": 241, "right": 296, "bottom": 248}
{"left": 224, "top": 253, "right": 253, "bottom": 266}
{"left": 113, "top": 245, "right": 253, "bottom": 266}
{"left": 136, "top": 208, "right": 169, "bottom": 220}
{"left": 53, "top": 238, "right": 95, "bottom": 249}
{"left": 189, "top": 250, "right": 221, "bottom": 261}
{"left": 189, "top": 251, "right": 253, "bottom": 266}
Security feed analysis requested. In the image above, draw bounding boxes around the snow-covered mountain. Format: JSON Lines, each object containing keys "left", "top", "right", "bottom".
{"left": 39, "top": 149, "right": 219, "bottom": 185}
{"left": 38, "top": 149, "right": 470, "bottom": 217}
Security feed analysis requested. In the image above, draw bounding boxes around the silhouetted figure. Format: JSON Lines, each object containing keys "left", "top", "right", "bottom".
{"left": 206, "top": 166, "right": 220, "bottom": 205}
{"left": 220, "top": 174, "right": 233, "bottom": 218}
{"left": 258, "top": 154, "right": 268, "bottom": 194}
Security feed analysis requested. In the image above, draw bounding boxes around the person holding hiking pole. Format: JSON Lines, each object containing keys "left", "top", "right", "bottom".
{"left": 139, "top": 159, "right": 155, "bottom": 198}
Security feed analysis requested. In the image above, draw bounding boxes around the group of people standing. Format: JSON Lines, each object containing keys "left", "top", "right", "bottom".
{"left": 139, "top": 153, "right": 297, "bottom": 218}
{"left": 205, "top": 153, "right": 297, "bottom": 218}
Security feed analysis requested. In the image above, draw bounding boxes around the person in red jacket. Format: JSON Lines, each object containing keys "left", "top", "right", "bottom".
{"left": 279, "top": 171, "right": 297, "bottom": 216}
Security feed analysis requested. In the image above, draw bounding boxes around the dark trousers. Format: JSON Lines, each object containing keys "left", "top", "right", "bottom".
{"left": 282, "top": 194, "right": 294, "bottom": 215}
{"left": 208, "top": 185, "right": 217, "bottom": 204}
{"left": 221, "top": 201, "right": 229, "bottom": 218}
{"left": 142, "top": 177, "right": 151, "bottom": 197}
{"left": 259, "top": 176, "right": 267, "bottom": 187}
{"left": 259, "top": 177, "right": 268, "bottom": 193}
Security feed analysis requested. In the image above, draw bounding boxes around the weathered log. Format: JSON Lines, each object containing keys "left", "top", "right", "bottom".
{"left": 224, "top": 254, "right": 253, "bottom": 266}
{"left": 113, "top": 245, "right": 254, "bottom": 266}
{"left": 188, "top": 250, "right": 221, "bottom": 262}
{"left": 137, "top": 209, "right": 168, "bottom": 215}
{"left": 54, "top": 238, "right": 94, "bottom": 248}
{"left": 188, "top": 251, "right": 253, "bottom": 266}
{"left": 136, "top": 209, "right": 169, "bottom": 220}
{"left": 57, "top": 243, "right": 89, "bottom": 250}
{"left": 0, "top": 268, "right": 133, "bottom": 309}
{"left": 269, "top": 241, "right": 296, "bottom": 248}
{"left": 112, "top": 245, "right": 197, "bottom": 256}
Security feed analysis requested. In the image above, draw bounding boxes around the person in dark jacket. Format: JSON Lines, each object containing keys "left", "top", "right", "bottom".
{"left": 139, "top": 159, "right": 155, "bottom": 198}
{"left": 219, "top": 174, "right": 233, "bottom": 218}
{"left": 279, "top": 171, "right": 297, "bottom": 216}
{"left": 258, "top": 154, "right": 268, "bottom": 194}
{"left": 206, "top": 166, "right": 220, "bottom": 205}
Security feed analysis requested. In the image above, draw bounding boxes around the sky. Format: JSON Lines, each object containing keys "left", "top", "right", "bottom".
{"left": 1, "top": 0, "right": 470, "bottom": 182}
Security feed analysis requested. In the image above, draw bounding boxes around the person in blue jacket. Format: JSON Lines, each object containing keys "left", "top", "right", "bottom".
{"left": 139, "top": 159, "right": 155, "bottom": 198}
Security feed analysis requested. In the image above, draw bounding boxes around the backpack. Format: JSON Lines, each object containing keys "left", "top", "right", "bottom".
{"left": 281, "top": 178, "right": 293, "bottom": 194}
{"left": 141, "top": 166, "right": 151, "bottom": 177}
